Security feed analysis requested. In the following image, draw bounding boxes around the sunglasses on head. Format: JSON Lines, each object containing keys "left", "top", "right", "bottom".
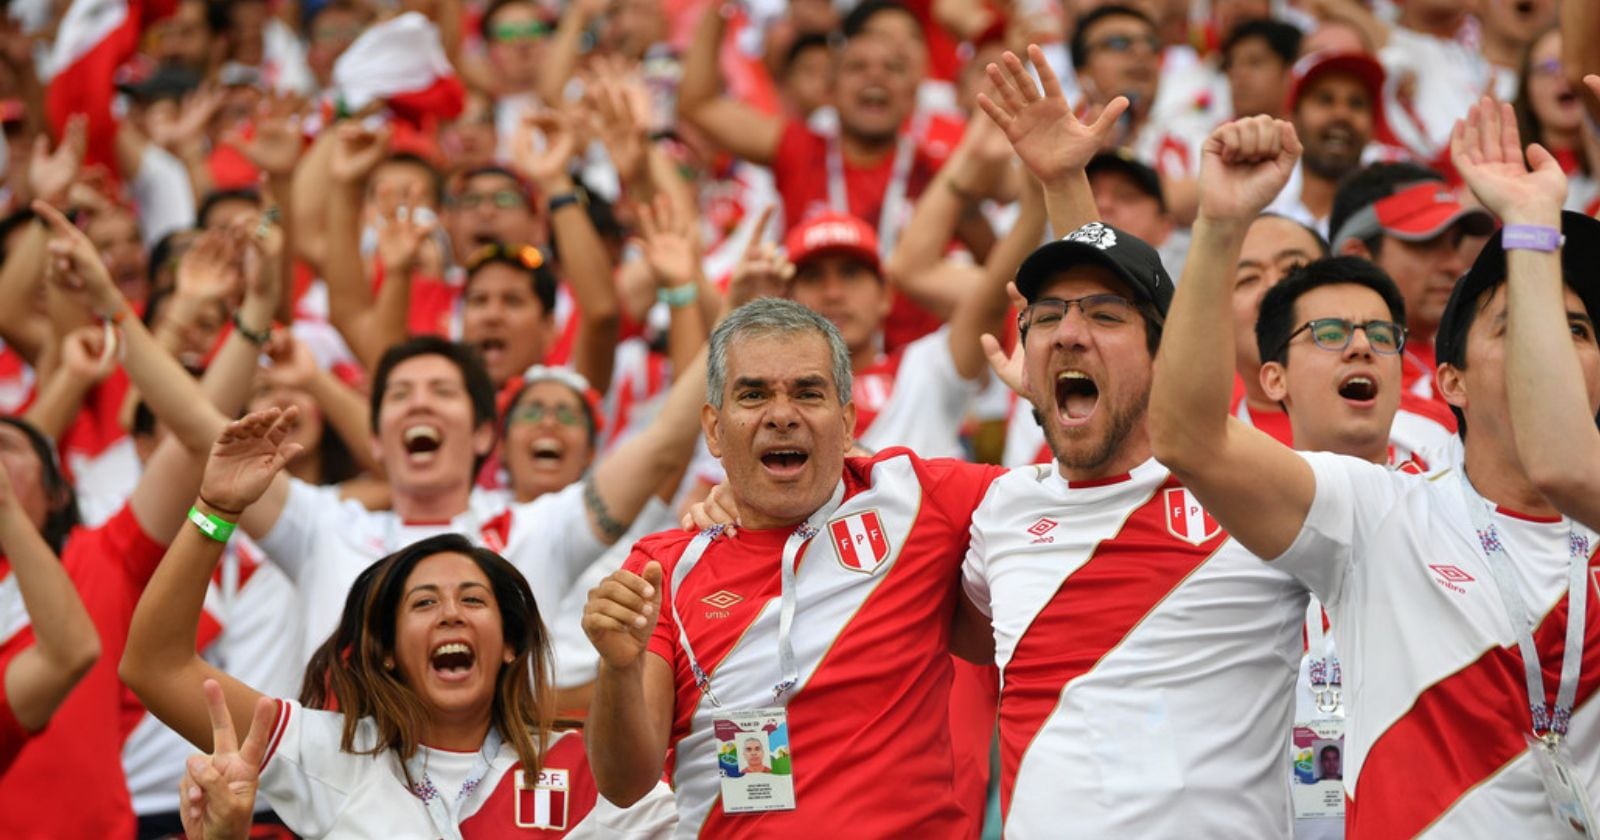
{"left": 466, "top": 242, "right": 544, "bottom": 273}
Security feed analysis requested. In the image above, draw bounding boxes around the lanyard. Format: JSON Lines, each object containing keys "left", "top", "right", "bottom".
{"left": 825, "top": 132, "right": 915, "bottom": 260}
{"left": 406, "top": 729, "right": 502, "bottom": 840}
{"left": 1458, "top": 472, "right": 1591, "bottom": 743}
{"left": 669, "top": 482, "right": 846, "bottom": 708}
{"left": 1305, "top": 598, "right": 1341, "bottom": 714}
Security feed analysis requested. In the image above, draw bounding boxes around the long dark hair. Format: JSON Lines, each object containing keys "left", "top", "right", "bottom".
{"left": 299, "top": 534, "right": 553, "bottom": 782}
{"left": 0, "top": 416, "right": 79, "bottom": 553}
{"left": 1513, "top": 26, "right": 1589, "bottom": 176}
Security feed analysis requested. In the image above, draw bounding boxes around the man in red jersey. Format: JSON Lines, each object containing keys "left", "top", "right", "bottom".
{"left": 583, "top": 298, "right": 1003, "bottom": 838}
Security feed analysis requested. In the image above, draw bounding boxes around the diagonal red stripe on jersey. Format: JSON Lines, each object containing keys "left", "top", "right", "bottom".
{"left": 1349, "top": 553, "right": 1600, "bottom": 839}
{"left": 997, "top": 479, "right": 1228, "bottom": 819}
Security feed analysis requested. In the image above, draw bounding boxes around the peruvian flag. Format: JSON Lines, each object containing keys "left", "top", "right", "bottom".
{"left": 331, "top": 12, "right": 464, "bottom": 124}
{"left": 515, "top": 769, "right": 569, "bottom": 830}
{"left": 45, "top": 0, "right": 172, "bottom": 173}
{"left": 830, "top": 512, "right": 890, "bottom": 573}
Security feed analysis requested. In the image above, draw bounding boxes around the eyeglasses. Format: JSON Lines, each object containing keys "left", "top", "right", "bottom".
{"left": 1531, "top": 57, "right": 1564, "bottom": 78}
{"left": 1277, "top": 318, "right": 1407, "bottom": 358}
{"left": 465, "top": 242, "right": 544, "bottom": 273}
{"left": 1089, "top": 34, "right": 1161, "bottom": 56}
{"left": 508, "top": 401, "right": 584, "bottom": 427}
{"left": 453, "top": 189, "right": 527, "bottom": 210}
{"left": 492, "top": 20, "right": 550, "bottom": 43}
{"left": 1019, "top": 294, "right": 1141, "bottom": 337}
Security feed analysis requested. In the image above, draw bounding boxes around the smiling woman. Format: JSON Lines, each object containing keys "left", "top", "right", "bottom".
{"left": 119, "top": 409, "right": 677, "bottom": 839}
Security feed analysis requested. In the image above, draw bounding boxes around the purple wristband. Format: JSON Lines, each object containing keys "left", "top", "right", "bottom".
{"left": 1501, "top": 224, "right": 1563, "bottom": 252}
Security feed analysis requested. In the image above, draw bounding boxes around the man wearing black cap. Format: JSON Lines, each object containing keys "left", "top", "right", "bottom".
{"left": 959, "top": 198, "right": 1313, "bottom": 831}
{"left": 1151, "top": 101, "right": 1600, "bottom": 837}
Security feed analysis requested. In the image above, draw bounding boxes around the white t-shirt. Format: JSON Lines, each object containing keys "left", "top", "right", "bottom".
{"left": 1379, "top": 27, "right": 1493, "bottom": 158}
{"left": 259, "top": 702, "right": 676, "bottom": 838}
{"left": 257, "top": 480, "right": 606, "bottom": 663}
{"left": 855, "top": 326, "right": 980, "bottom": 459}
{"left": 1273, "top": 451, "right": 1600, "bottom": 838}
{"left": 962, "top": 458, "right": 1306, "bottom": 837}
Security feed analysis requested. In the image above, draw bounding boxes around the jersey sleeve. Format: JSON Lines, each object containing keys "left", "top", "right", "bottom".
{"left": 504, "top": 480, "right": 608, "bottom": 605}
{"left": 1269, "top": 450, "right": 1409, "bottom": 606}
{"left": 97, "top": 502, "right": 172, "bottom": 590}
{"left": 916, "top": 455, "right": 1008, "bottom": 528}
{"left": 622, "top": 537, "right": 681, "bottom": 669}
{"left": 768, "top": 119, "right": 812, "bottom": 198}
{"left": 960, "top": 483, "right": 1005, "bottom": 619}
{"left": 586, "top": 778, "right": 678, "bottom": 837}
{"left": 254, "top": 479, "right": 342, "bottom": 584}
{"left": 903, "top": 326, "right": 983, "bottom": 422}
{"left": 257, "top": 699, "right": 374, "bottom": 838}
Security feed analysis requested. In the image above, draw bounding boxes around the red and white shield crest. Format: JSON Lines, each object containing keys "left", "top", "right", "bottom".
{"left": 1164, "top": 488, "right": 1221, "bottom": 546}
{"left": 515, "top": 768, "right": 569, "bottom": 829}
{"left": 829, "top": 511, "right": 890, "bottom": 574}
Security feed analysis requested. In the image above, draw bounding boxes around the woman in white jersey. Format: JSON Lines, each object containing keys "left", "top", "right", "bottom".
{"left": 121, "top": 407, "right": 674, "bottom": 838}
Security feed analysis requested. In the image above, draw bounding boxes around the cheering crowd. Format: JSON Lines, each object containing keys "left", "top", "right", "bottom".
{"left": 0, "top": 0, "right": 1597, "bottom": 837}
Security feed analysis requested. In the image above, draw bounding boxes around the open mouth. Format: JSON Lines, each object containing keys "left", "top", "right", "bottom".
{"left": 760, "top": 449, "right": 809, "bottom": 477}
{"left": 1055, "top": 370, "right": 1099, "bottom": 424}
{"left": 403, "top": 424, "right": 443, "bottom": 461}
{"left": 475, "top": 336, "right": 506, "bottom": 362}
{"left": 430, "top": 641, "right": 475, "bottom": 678}
{"left": 530, "top": 438, "right": 564, "bottom": 467}
{"left": 1557, "top": 90, "right": 1579, "bottom": 107}
{"left": 1513, "top": 0, "right": 1535, "bottom": 16}
{"left": 857, "top": 87, "right": 890, "bottom": 113}
{"left": 1337, "top": 374, "right": 1378, "bottom": 404}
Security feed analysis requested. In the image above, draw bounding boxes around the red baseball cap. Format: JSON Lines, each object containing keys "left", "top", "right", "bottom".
{"left": 1287, "top": 51, "right": 1387, "bottom": 135}
{"left": 784, "top": 212, "right": 881, "bottom": 274}
{"left": 1330, "top": 180, "right": 1495, "bottom": 251}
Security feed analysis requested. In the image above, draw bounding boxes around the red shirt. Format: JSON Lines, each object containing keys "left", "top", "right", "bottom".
{"left": 628, "top": 448, "right": 1003, "bottom": 839}
{"left": 0, "top": 505, "right": 168, "bottom": 839}
{"left": 0, "top": 646, "right": 26, "bottom": 777}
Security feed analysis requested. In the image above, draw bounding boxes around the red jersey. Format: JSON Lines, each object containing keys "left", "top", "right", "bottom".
{"left": 769, "top": 120, "right": 947, "bottom": 238}
{"left": 627, "top": 448, "right": 1003, "bottom": 838}
{"left": 0, "top": 646, "right": 25, "bottom": 777}
{"left": 0, "top": 505, "right": 168, "bottom": 839}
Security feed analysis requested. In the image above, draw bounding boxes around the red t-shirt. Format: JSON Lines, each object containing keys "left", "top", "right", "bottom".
{"left": 0, "top": 646, "right": 26, "bottom": 778}
{"left": 627, "top": 448, "right": 1003, "bottom": 839}
{"left": 0, "top": 505, "right": 168, "bottom": 839}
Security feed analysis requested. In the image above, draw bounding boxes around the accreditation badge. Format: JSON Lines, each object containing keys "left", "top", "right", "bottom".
{"left": 1289, "top": 718, "right": 1345, "bottom": 821}
{"left": 1527, "top": 734, "right": 1597, "bottom": 837}
{"left": 714, "top": 708, "right": 795, "bottom": 813}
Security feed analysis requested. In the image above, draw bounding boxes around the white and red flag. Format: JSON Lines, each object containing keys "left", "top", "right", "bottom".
{"left": 46, "top": 0, "right": 172, "bottom": 173}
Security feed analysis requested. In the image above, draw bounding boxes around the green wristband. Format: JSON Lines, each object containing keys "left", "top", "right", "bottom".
{"left": 657, "top": 282, "right": 698, "bottom": 309}
{"left": 188, "top": 506, "right": 237, "bottom": 543}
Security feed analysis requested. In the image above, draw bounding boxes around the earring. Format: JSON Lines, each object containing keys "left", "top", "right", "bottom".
{"left": 383, "top": 657, "right": 395, "bottom": 670}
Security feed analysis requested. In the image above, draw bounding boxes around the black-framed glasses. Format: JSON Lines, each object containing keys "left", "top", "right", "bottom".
{"left": 1089, "top": 34, "right": 1161, "bottom": 56}
{"left": 508, "top": 401, "right": 584, "bottom": 427}
{"left": 465, "top": 242, "right": 544, "bottom": 273}
{"left": 1019, "top": 294, "right": 1140, "bottom": 338}
{"left": 453, "top": 189, "right": 528, "bottom": 210}
{"left": 1277, "top": 318, "right": 1407, "bottom": 358}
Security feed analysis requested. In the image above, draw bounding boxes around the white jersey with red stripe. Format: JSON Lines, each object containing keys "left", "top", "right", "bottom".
{"left": 1274, "top": 451, "right": 1600, "bottom": 838}
{"left": 256, "top": 479, "right": 606, "bottom": 664}
{"left": 632, "top": 448, "right": 1004, "bottom": 839}
{"left": 962, "top": 458, "right": 1306, "bottom": 837}
{"left": 854, "top": 326, "right": 979, "bottom": 459}
{"left": 123, "top": 534, "right": 304, "bottom": 815}
{"left": 258, "top": 703, "right": 676, "bottom": 838}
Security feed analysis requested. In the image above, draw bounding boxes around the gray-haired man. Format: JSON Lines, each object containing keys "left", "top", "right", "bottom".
{"left": 581, "top": 298, "right": 1003, "bottom": 838}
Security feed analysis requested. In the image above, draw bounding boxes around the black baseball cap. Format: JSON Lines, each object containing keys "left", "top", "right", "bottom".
{"left": 1086, "top": 150, "right": 1166, "bottom": 212}
{"left": 1437, "top": 210, "right": 1600, "bottom": 372}
{"left": 1014, "top": 222, "right": 1174, "bottom": 315}
{"left": 115, "top": 65, "right": 201, "bottom": 103}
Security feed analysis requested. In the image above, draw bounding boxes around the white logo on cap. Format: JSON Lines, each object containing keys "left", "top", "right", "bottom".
{"left": 1064, "top": 222, "right": 1117, "bottom": 251}
{"left": 803, "top": 222, "right": 861, "bottom": 250}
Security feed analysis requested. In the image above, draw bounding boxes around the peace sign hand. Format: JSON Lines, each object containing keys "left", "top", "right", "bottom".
{"left": 178, "top": 680, "right": 278, "bottom": 840}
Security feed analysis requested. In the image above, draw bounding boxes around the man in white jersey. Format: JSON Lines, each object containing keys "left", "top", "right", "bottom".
{"left": 1149, "top": 101, "right": 1600, "bottom": 837}
{"left": 221, "top": 334, "right": 707, "bottom": 662}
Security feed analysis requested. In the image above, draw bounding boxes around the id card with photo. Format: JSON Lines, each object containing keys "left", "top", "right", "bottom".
{"left": 1527, "top": 734, "right": 1597, "bottom": 837}
{"left": 714, "top": 708, "right": 795, "bottom": 814}
{"left": 1290, "top": 720, "right": 1346, "bottom": 820}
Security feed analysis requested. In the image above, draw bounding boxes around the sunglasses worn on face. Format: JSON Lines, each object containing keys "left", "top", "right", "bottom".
{"left": 455, "top": 189, "right": 527, "bottom": 210}
{"left": 1278, "top": 318, "right": 1407, "bottom": 358}
{"left": 1019, "top": 294, "right": 1140, "bottom": 337}
{"left": 509, "top": 402, "right": 584, "bottom": 427}
{"left": 493, "top": 20, "right": 549, "bottom": 43}
{"left": 1090, "top": 34, "right": 1160, "bottom": 56}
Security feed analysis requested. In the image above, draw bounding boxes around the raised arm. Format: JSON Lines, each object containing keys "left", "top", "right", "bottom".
{"left": 261, "top": 333, "right": 382, "bottom": 479}
{"left": 322, "top": 123, "right": 397, "bottom": 372}
{"left": 0, "top": 462, "right": 99, "bottom": 732}
{"left": 514, "top": 109, "right": 621, "bottom": 392}
{"left": 538, "top": 0, "right": 608, "bottom": 106}
{"left": 583, "top": 559, "right": 675, "bottom": 806}
{"left": 677, "top": 7, "right": 783, "bottom": 165}
{"left": 1454, "top": 95, "right": 1600, "bottom": 528}
{"left": 948, "top": 174, "right": 1045, "bottom": 381}
{"left": 120, "top": 408, "right": 301, "bottom": 753}
{"left": 1148, "top": 117, "right": 1315, "bottom": 560}
{"left": 634, "top": 194, "right": 710, "bottom": 375}
{"left": 22, "top": 326, "right": 115, "bottom": 440}
{"left": 977, "top": 45, "right": 1126, "bottom": 236}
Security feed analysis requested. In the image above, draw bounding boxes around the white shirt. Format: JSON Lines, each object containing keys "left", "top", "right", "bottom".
{"left": 259, "top": 702, "right": 676, "bottom": 838}
{"left": 1379, "top": 27, "right": 1492, "bottom": 159}
{"left": 1273, "top": 451, "right": 1600, "bottom": 838}
{"left": 257, "top": 480, "right": 606, "bottom": 663}
{"left": 963, "top": 458, "right": 1305, "bottom": 838}
{"left": 855, "top": 326, "right": 980, "bottom": 459}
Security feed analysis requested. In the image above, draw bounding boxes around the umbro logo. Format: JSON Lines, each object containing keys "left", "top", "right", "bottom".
{"left": 1027, "top": 517, "right": 1057, "bottom": 544}
{"left": 701, "top": 590, "right": 744, "bottom": 609}
{"left": 1429, "top": 564, "right": 1475, "bottom": 594}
